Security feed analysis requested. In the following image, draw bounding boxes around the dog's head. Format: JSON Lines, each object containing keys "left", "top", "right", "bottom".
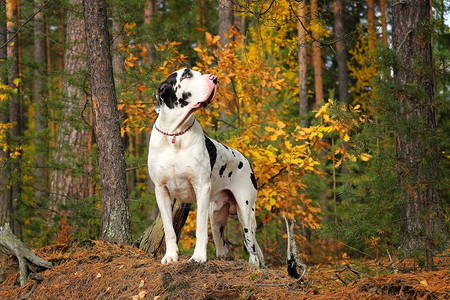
{"left": 155, "top": 68, "right": 218, "bottom": 113}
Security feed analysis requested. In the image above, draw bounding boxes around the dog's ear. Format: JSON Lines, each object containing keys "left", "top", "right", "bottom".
{"left": 156, "top": 82, "right": 177, "bottom": 109}
{"left": 154, "top": 93, "right": 161, "bottom": 114}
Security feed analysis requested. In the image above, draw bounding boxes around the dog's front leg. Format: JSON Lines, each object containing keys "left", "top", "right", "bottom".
{"left": 189, "top": 185, "right": 210, "bottom": 263}
{"left": 155, "top": 187, "right": 179, "bottom": 264}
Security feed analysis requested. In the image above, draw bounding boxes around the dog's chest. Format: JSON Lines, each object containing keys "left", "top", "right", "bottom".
{"left": 148, "top": 142, "right": 210, "bottom": 202}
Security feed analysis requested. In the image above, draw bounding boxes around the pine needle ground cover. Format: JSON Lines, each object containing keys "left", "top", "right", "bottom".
{"left": 0, "top": 240, "right": 448, "bottom": 299}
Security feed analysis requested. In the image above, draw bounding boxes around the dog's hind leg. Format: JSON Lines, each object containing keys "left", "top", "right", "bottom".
{"left": 234, "top": 190, "right": 264, "bottom": 267}
{"left": 210, "top": 191, "right": 231, "bottom": 257}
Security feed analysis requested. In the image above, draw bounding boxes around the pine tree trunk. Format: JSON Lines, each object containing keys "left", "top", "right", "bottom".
{"left": 333, "top": 0, "right": 349, "bottom": 106}
{"left": 218, "top": 0, "right": 234, "bottom": 131}
{"left": 367, "top": 0, "right": 376, "bottom": 49}
{"left": 143, "top": 0, "right": 156, "bottom": 198}
{"left": 392, "top": 0, "right": 446, "bottom": 270}
{"left": 380, "top": 0, "right": 388, "bottom": 46}
{"left": 7, "top": 0, "right": 21, "bottom": 235}
{"left": 83, "top": 0, "right": 131, "bottom": 244}
{"left": 219, "top": 0, "right": 233, "bottom": 47}
{"left": 143, "top": 0, "right": 156, "bottom": 63}
{"left": 33, "top": 0, "right": 48, "bottom": 202}
{"left": 50, "top": 0, "right": 91, "bottom": 207}
{"left": 297, "top": 1, "right": 308, "bottom": 127}
{"left": 0, "top": 0, "right": 10, "bottom": 229}
{"left": 311, "top": 0, "right": 323, "bottom": 107}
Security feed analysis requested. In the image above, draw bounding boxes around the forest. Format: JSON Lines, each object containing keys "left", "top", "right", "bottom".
{"left": 0, "top": 0, "right": 449, "bottom": 298}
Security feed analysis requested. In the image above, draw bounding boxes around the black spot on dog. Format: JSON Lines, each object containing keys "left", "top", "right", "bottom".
{"left": 252, "top": 208, "right": 255, "bottom": 211}
{"left": 238, "top": 162, "right": 243, "bottom": 169}
{"left": 222, "top": 144, "right": 229, "bottom": 150}
{"left": 244, "top": 228, "right": 248, "bottom": 233}
{"left": 181, "top": 68, "right": 192, "bottom": 79}
{"left": 157, "top": 73, "right": 178, "bottom": 109}
{"left": 219, "top": 164, "right": 227, "bottom": 177}
{"left": 228, "top": 171, "right": 232, "bottom": 178}
{"left": 179, "top": 92, "right": 191, "bottom": 107}
{"left": 232, "top": 151, "right": 236, "bottom": 157}
{"left": 178, "top": 99, "right": 187, "bottom": 107}
{"left": 246, "top": 200, "right": 249, "bottom": 205}
{"left": 252, "top": 244, "right": 256, "bottom": 253}
{"left": 250, "top": 172, "right": 258, "bottom": 190}
{"left": 204, "top": 137, "right": 217, "bottom": 172}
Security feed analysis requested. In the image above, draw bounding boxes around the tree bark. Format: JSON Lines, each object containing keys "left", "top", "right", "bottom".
{"left": 367, "top": 0, "right": 376, "bottom": 49}
{"left": 50, "top": 0, "right": 91, "bottom": 207}
{"left": 297, "top": 0, "right": 308, "bottom": 126}
{"left": 82, "top": 0, "right": 131, "bottom": 244}
{"left": 380, "top": 0, "right": 388, "bottom": 46}
{"left": 311, "top": 0, "right": 323, "bottom": 107}
{"left": 333, "top": 0, "right": 349, "bottom": 106}
{"left": 6, "top": 0, "right": 21, "bottom": 235}
{"left": 143, "top": 0, "right": 156, "bottom": 63}
{"left": 392, "top": 0, "right": 446, "bottom": 270}
{"left": 33, "top": 0, "right": 48, "bottom": 202}
{"left": 0, "top": 224, "right": 52, "bottom": 286}
{"left": 139, "top": 201, "right": 191, "bottom": 256}
{"left": 218, "top": 0, "right": 234, "bottom": 131}
{"left": 218, "top": 0, "right": 234, "bottom": 47}
{"left": 0, "top": 0, "right": 10, "bottom": 229}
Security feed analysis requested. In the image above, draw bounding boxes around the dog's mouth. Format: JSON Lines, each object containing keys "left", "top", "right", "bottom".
{"left": 193, "top": 85, "right": 217, "bottom": 108}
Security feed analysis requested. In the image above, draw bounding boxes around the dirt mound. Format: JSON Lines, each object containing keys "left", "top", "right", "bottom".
{"left": 0, "top": 240, "right": 448, "bottom": 299}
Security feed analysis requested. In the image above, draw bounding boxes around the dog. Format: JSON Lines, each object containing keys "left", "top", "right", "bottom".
{"left": 147, "top": 68, "right": 264, "bottom": 267}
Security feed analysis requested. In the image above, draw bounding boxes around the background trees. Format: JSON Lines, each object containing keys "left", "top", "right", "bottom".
{"left": 0, "top": 0, "right": 447, "bottom": 268}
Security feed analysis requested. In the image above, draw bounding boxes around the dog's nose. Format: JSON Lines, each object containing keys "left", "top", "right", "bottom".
{"left": 209, "top": 74, "right": 218, "bottom": 84}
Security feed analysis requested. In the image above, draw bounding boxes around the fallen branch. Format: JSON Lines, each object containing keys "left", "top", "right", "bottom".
{"left": 387, "top": 249, "right": 398, "bottom": 274}
{"left": 0, "top": 224, "right": 52, "bottom": 286}
{"left": 283, "top": 213, "right": 307, "bottom": 282}
{"left": 334, "top": 272, "right": 347, "bottom": 285}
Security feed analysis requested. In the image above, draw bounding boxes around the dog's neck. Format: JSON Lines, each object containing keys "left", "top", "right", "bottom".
{"left": 156, "top": 107, "right": 197, "bottom": 134}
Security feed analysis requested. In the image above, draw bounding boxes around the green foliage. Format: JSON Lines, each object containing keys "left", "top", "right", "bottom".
{"left": 0, "top": 0, "right": 447, "bottom": 267}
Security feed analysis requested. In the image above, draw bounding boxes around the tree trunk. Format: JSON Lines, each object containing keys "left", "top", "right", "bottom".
{"left": 218, "top": 0, "right": 234, "bottom": 47}
{"left": 0, "top": 0, "right": 10, "bottom": 229}
{"left": 218, "top": 0, "right": 234, "bottom": 131}
{"left": 297, "top": 0, "right": 308, "bottom": 127}
{"left": 83, "top": 0, "right": 131, "bottom": 244}
{"left": 7, "top": 0, "right": 21, "bottom": 236}
{"left": 367, "top": 0, "right": 376, "bottom": 49}
{"left": 143, "top": 0, "right": 156, "bottom": 195}
{"left": 50, "top": 0, "right": 91, "bottom": 207}
{"left": 311, "top": 0, "right": 323, "bottom": 107}
{"left": 333, "top": 0, "right": 349, "bottom": 106}
{"left": 139, "top": 200, "right": 191, "bottom": 256}
{"left": 33, "top": 0, "right": 48, "bottom": 202}
{"left": 112, "top": 8, "right": 125, "bottom": 90}
{"left": 392, "top": 0, "right": 446, "bottom": 270}
{"left": 380, "top": 0, "right": 388, "bottom": 46}
{"left": 143, "top": 0, "right": 156, "bottom": 63}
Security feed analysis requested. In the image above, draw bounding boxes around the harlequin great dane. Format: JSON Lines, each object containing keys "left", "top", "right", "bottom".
{"left": 148, "top": 68, "right": 264, "bottom": 267}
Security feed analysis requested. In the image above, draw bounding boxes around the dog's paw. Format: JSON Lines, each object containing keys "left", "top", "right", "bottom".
{"left": 188, "top": 254, "right": 207, "bottom": 263}
{"left": 161, "top": 253, "right": 178, "bottom": 264}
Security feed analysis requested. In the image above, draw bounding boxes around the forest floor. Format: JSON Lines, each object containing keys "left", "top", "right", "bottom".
{"left": 0, "top": 240, "right": 448, "bottom": 299}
